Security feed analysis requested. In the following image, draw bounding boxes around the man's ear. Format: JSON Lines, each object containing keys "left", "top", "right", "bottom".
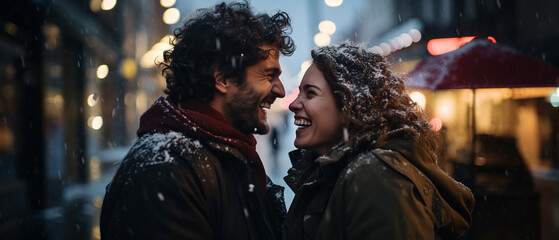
{"left": 214, "top": 70, "right": 228, "bottom": 94}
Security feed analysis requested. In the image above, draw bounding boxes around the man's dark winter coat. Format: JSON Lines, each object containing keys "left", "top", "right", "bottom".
{"left": 100, "top": 97, "right": 286, "bottom": 240}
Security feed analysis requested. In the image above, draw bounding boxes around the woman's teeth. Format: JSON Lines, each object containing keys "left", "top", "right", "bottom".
{"left": 294, "top": 119, "right": 311, "bottom": 127}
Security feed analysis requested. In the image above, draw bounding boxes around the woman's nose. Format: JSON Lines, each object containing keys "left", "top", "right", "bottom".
{"left": 288, "top": 95, "right": 301, "bottom": 112}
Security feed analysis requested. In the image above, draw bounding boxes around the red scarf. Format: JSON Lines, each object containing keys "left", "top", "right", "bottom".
{"left": 137, "top": 96, "right": 267, "bottom": 195}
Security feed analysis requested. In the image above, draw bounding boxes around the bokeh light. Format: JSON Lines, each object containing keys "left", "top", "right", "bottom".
{"left": 153, "top": 42, "right": 172, "bottom": 52}
{"left": 88, "top": 116, "right": 104, "bottom": 130}
{"left": 160, "top": 34, "right": 175, "bottom": 44}
{"left": 409, "top": 91, "right": 426, "bottom": 109}
{"left": 429, "top": 118, "right": 443, "bottom": 131}
{"left": 369, "top": 46, "right": 383, "bottom": 55}
{"left": 319, "top": 20, "right": 336, "bottom": 35}
{"left": 435, "top": 97, "right": 454, "bottom": 122}
{"left": 409, "top": 29, "right": 422, "bottom": 42}
{"left": 101, "top": 0, "right": 117, "bottom": 11}
{"left": 96, "top": 64, "right": 109, "bottom": 79}
{"left": 87, "top": 93, "right": 98, "bottom": 107}
{"left": 324, "top": 0, "right": 343, "bottom": 7}
{"left": 314, "top": 32, "right": 331, "bottom": 47}
{"left": 140, "top": 36, "right": 174, "bottom": 68}
{"left": 163, "top": 8, "right": 181, "bottom": 25}
{"left": 380, "top": 43, "right": 391, "bottom": 56}
{"left": 90, "top": 0, "right": 102, "bottom": 12}
{"left": 140, "top": 50, "right": 158, "bottom": 68}
{"left": 119, "top": 58, "right": 137, "bottom": 80}
{"left": 400, "top": 33, "right": 413, "bottom": 47}
{"left": 300, "top": 60, "right": 312, "bottom": 74}
{"left": 160, "top": 0, "right": 176, "bottom": 8}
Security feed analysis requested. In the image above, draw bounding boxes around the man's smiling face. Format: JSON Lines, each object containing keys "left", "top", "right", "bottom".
{"left": 224, "top": 46, "right": 285, "bottom": 134}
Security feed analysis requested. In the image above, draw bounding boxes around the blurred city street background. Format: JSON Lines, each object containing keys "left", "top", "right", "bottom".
{"left": 2, "top": 0, "right": 559, "bottom": 239}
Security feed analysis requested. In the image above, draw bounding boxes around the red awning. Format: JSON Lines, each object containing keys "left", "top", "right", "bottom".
{"left": 407, "top": 40, "right": 559, "bottom": 90}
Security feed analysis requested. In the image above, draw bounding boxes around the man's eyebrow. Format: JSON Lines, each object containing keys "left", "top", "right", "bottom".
{"left": 264, "top": 67, "right": 281, "bottom": 75}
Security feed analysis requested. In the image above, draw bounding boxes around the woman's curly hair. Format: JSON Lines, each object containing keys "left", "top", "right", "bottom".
{"left": 160, "top": 1, "right": 295, "bottom": 103}
{"left": 311, "top": 41, "right": 441, "bottom": 153}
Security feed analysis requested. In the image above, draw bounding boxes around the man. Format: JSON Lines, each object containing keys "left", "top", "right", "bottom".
{"left": 100, "top": 2, "right": 295, "bottom": 239}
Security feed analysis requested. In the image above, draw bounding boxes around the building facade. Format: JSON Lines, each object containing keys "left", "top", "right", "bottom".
{"left": 1, "top": 0, "right": 168, "bottom": 238}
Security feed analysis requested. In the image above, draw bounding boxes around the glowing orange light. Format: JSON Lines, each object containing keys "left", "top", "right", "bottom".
{"left": 429, "top": 117, "right": 443, "bottom": 131}
{"left": 427, "top": 36, "right": 496, "bottom": 55}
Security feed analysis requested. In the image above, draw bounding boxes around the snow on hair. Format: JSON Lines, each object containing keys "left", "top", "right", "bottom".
{"left": 311, "top": 41, "right": 439, "bottom": 152}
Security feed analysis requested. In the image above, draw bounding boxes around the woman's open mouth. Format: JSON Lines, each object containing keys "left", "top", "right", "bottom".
{"left": 294, "top": 119, "right": 312, "bottom": 129}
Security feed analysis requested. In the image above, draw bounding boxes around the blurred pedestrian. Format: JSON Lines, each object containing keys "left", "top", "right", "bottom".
{"left": 283, "top": 42, "right": 474, "bottom": 239}
{"left": 100, "top": 2, "right": 295, "bottom": 239}
{"left": 270, "top": 126, "right": 280, "bottom": 175}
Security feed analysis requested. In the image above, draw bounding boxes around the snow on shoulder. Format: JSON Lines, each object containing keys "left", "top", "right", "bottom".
{"left": 124, "top": 131, "right": 204, "bottom": 168}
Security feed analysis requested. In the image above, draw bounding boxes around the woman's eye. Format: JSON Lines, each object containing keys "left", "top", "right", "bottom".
{"left": 307, "top": 91, "right": 316, "bottom": 97}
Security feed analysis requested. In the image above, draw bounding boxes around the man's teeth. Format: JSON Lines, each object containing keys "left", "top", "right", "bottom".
{"left": 260, "top": 102, "right": 271, "bottom": 109}
{"left": 294, "top": 119, "right": 311, "bottom": 127}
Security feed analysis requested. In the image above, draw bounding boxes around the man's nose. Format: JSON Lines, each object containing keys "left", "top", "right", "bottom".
{"left": 273, "top": 79, "right": 286, "bottom": 98}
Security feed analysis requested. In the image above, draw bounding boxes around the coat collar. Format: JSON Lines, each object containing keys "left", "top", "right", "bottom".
{"left": 316, "top": 142, "right": 352, "bottom": 165}
{"left": 284, "top": 143, "right": 351, "bottom": 192}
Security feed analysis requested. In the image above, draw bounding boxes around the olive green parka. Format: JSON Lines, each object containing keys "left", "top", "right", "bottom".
{"left": 283, "top": 128, "right": 475, "bottom": 239}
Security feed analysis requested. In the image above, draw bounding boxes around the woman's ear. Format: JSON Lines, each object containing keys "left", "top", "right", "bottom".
{"left": 214, "top": 70, "right": 228, "bottom": 94}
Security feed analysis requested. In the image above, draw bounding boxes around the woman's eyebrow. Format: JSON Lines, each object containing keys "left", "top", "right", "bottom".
{"left": 301, "top": 84, "right": 321, "bottom": 91}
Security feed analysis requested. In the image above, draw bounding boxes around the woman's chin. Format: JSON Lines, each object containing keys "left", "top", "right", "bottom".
{"left": 293, "top": 140, "right": 307, "bottom": 150}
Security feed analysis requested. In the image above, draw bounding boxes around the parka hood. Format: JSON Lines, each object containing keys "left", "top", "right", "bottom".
{"left": 375, "top": 128, "right": 475, "bottom": 239}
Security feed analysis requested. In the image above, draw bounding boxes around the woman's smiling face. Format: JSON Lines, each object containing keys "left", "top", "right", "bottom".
{"left": 289, "top": 64, "right": 344, "bottom": 155}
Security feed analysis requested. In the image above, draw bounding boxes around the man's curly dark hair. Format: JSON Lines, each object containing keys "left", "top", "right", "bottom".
{"left": 311, "top": 41, "right": 442, "bottom": 154}
{"left": 159, "top": 1, "right": 295, "bottom": 103}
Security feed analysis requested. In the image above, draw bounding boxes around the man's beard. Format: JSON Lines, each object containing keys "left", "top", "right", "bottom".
{"left": 224, "top": 84, "right": 270, "bottom": 135}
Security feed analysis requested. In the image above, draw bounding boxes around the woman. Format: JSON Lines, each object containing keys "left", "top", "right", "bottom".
{"left": 283, "top": 42, "right": 474, "bottom": 239}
